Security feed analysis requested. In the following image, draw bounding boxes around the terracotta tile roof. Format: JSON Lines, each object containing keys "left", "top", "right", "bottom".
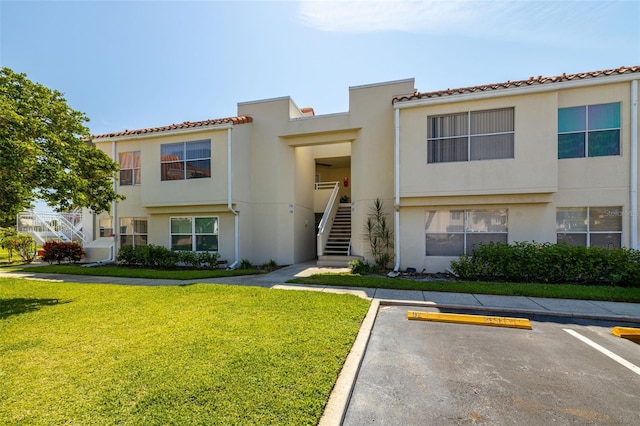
{"left": 92, "top": 115, "right": 253, "bottom": 139}
{"left": 393, "top": 65, "right": 640, "bottom": 104}
{"left": 301, "top": 107, "right": 315, "bottom": 117}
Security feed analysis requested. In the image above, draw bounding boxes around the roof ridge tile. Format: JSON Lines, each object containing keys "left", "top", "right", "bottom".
{"left": 92, "top": 115, "right": 253, "bottom": 139}
{"left": 394, "top": 65, "right": 640, "bottom": 103}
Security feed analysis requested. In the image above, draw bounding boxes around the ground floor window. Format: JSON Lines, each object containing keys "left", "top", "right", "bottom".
{"left": 556, "top": 207, "right": 622, "bottom": 248}
{"left": 425, "top": 209, "right": 508, "bottom": 256}
{"left": 120, "top": 218, "right": 148, "bottom": 248}
{"left": 99, "top": 218, "right": 113, "bottom": 238}
{"left": 170, "top": 216, "right": 218, "bottom": 251}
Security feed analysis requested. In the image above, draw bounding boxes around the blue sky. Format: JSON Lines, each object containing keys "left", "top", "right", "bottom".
{"left": 1, "top": 0, "right": 639, "bottom": 137}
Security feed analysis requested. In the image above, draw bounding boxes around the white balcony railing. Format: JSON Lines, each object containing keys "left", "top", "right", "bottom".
{"left": 316, "top": 182, "right": 340, "bottom": 256}
{"left": 17, "top": 210, "right": 86, "bottom": 245}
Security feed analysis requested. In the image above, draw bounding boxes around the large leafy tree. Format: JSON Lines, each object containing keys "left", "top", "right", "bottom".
{"left": 0, "top": 67, "right": 123, "bottom": 227}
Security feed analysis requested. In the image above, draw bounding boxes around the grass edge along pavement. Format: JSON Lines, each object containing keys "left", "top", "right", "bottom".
{"left": 0, "top": 278, "right": 370, "bottom": 425}
{"left": 10, "top": 264, "right": 264, "bottom": 280}
{"left": 287, "top": 273, "right": 640, "bottom": 303}
{"left": 6, "top": 262, "right": 640, "bottom": 303}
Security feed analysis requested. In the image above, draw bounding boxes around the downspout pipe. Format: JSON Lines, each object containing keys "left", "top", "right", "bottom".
{"left": 227, "top": 127, "right": 239, "bottom": 269}
{"left": 393, "top": 107, "right": 401, "bottom": 272}
{"left": 91, "top": 140, "right": 117, "bottom": 265}
{"left": 112, "top": 139, "right": 117, "bottom": 261}
{"left": 631, "top": 80, "right": 638, "bottom": 250}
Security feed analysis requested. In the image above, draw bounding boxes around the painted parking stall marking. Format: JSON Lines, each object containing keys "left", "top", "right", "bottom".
{"left": 563, "top": 328, "right": 640, "bottom": 376}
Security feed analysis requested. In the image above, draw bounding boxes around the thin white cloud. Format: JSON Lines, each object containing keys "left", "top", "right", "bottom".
{"left": 296, "top": 0, "right": 630, "bottom": 46}
{"left": 298, "top": 0, "right": 477, "bottom": 33}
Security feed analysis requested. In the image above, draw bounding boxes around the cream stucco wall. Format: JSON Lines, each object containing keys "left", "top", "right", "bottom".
{"left": 555, "top": 82, "right": 633, "bottom": 247}
{"left": 86, "top": 73, "right": 639, "bottom": 271}
{"left": 395, "top": 78, "right": 639, "bottom": 272}
{"left": 398, "top": 92, "right": 558, "bottom": 198}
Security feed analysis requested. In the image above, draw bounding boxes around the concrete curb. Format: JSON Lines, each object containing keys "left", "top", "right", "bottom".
{"left": 319, "top": 299, "right": 380, "bottom": 426}
{"left": 378, "top": 299, "right": 640, "bottom": 325}
{"left": 319, "top": 299, "right": 639, "bottom": 424}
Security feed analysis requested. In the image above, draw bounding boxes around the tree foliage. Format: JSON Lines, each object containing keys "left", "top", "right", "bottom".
{"left": 0, "top": 67, "right": 123, "bottom": 227}
{"left": 0, "top": 227, "right": 35, "bottom": 263}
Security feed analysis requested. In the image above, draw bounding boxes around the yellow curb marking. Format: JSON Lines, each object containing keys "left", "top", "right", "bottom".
{"left": 407, "top": 311, "right": 532, "bottom": 330}
{"left": 611, "top": 326, "right": 640, "bottom": 339}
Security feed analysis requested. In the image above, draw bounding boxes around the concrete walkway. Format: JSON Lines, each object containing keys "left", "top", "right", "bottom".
{"left": 2, "top": 260, "right": 639, "bottom": 322}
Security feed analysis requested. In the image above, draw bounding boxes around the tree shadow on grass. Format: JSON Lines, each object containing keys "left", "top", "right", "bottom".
{"left": 0, "top": 298, "right": 71, "bottom": 320}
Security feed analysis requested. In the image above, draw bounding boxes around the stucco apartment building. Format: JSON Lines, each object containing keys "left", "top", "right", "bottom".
{"left": 84, "top": 66, "right": 640, "bottom": 272}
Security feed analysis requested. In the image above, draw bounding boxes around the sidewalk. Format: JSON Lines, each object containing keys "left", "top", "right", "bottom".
{"left": 2, "top": 261, "right": 639, "bottom": 323}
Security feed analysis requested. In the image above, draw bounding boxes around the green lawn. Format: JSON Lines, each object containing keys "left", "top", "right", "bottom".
{"left": 0, "top": 278, "right": 370, "bottom": 425}
{"left": 287, "top": 273, "right": 640, "bottom": 303}
{"left": 14, "top": 264, "right": 263, "bottom": 280}
{"left": 0, "top": 247, "right": 22, "bottom": 265}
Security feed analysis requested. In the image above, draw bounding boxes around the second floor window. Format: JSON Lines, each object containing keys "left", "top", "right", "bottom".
{"left": 119, "top": 151, "right": 140, "bottom": 185}
{"left": 427, "top": 108, "right": 515, "bottom": 163}
{"left": 558, "top": 102, "right": 620, "bottom": 159}
{"left": 161, "top": 140, "right": 211, "bottom": 181}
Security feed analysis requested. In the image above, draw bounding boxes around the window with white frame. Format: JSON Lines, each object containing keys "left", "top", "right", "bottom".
{"left": 161, "top": 140, "right": 211, "bottom": 181}
{"left": 425, "top": 209, "right": 508, "bottom": 256}
{"left": 558, "top": 102, "right": 620, "bottom": 159}
{"left": 556, "top": 207, "right": 622, "bottom": 248}
{"left": 427, "top": 108, "right": 514, "bottom": 163}
{"left": 119, "top": 151, "right": 141, "bottom": 185}
{"left": 120, "top": 218, "right": 148, "bottom": 248}
{"left": 99, "top": 218, "right": 113, "bottom": 238}
{"left": 170, "top": 216, "right": 218, "bottom": 251}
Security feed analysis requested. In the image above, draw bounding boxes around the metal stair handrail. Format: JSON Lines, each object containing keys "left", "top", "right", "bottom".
{"left": 316, "top": 182, "right": 340, "bottom": 256}
{"left": 18, "top": 211, "right": 86, "bottom": 245}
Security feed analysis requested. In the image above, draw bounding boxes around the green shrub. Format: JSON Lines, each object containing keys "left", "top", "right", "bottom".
{"left": 196, "top": 251, "right": 220, "bottom": 269}
{"left": 116, "top": 245, "right": 138, "bottom": 266}
{"left": 261, "top": 259, "right": 278, "bottom": 272}
{"left": 239, "top": 258, "right": 253, "bottom": 269}
{"left": 116, "top": 245, "right": 176, "bottom": 268}
{"left": 176, "top": 250, "right": 198, "bottom": 268}
{"left": 450, "top": 242, "right": 640, "bottom": 287}
{"left": 117, "top": 245, "right": 220, "bottom": 269}
{"left": 349, "top": 259, "right": 373, "bottom": 275}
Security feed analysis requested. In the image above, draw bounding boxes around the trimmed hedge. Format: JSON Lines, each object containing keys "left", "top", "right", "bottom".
{"left": 116, "top": 244, "right": 220, "bottom": 269}
{"left": 450, "top": 242, "right": 640, "bottom": 286}
{"left": 41, "top": 241, "right": 85, "bottom": 264}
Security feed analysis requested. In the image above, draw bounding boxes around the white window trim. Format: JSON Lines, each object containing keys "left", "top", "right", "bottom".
{"left": 556, "top": 206, "right": 622, "bottom": 247}
{"left": 119, "top": 151, "right": 141, "bottom": 186}
{"left": 427, "top": 108, "right": 515, "bottom": 163}
{"left": 119, "top": 217, "right": 148, "bottom": 248}
{"left": 558, "top": 102, "right": 621, "bottom": 158}
{"left": 169, "top": 216, "right": 219, "bottom": 252}
{"left": 160, "top": 140, "right": 211, "bottom": 181}
{"left": 425, "top": 209, "right": 509, "bottom": 256}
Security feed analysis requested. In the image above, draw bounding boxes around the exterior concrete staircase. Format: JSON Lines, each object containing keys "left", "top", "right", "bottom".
{"left": 317, "top": 204, "right": 363, "bottom": 267}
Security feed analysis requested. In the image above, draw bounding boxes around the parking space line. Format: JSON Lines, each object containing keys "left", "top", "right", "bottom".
{"left": 563, "top": 328, "right": 640, "bottom": 376}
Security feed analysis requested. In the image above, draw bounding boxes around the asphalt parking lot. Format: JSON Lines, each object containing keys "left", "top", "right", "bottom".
{"left": 343, "top": 305, "right": 640, "bottom": 425}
